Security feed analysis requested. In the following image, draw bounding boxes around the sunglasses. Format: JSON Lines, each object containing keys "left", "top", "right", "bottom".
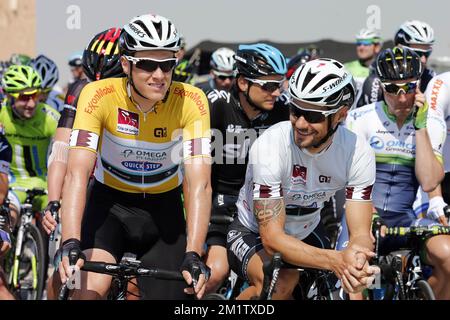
{"left": 217, "top": 75, "right": 234, "bottom": 81}
{"left": 403, "top": 46, "right": 432, "bottom": 59}
{"left": 356, "top": 40, "right": 375, "bottom": 46}
{"left": 245, "top": 77, "right": 284, "bottom": 93}
{"left": 289, "top": 101, "right": 343, "bottom": 123}
{"left": 125, "top": 55, "right": 177, "bottom": 73}
{"left": 381, "top": 80, "right": 419, "bottom": 95}
{"left": 10, "top": 91, "right": 39, "bottom": 102}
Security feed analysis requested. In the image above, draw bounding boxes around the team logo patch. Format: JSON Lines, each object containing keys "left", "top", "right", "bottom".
{"left": 291, "top": 165, "right": 307, "bottom": 185}
{"left": 117, "top": 108, "right": 139, "bottom": 135}
{"left": 227, "top": 230, "right": 241, "bottom": 243}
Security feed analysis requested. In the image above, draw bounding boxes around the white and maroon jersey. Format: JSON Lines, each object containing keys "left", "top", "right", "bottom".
{"left": 236, "top": 121, "right": 376, "bottom": 240}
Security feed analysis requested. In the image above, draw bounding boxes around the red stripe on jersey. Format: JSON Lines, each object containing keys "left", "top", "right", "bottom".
{"left": 345, "top": 186, "right": 355, "bottom": 200}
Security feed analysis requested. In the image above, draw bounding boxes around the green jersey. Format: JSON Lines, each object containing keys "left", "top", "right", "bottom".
{"left": 344, "top": 60, "right": 370, "bottom": 92}
{"left": 0, "top": 101, "right": 59, "bottom": 182}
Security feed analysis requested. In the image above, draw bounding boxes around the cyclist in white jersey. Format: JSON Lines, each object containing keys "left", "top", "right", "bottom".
{"left": 343, "top": 47, "right": 450, "bottom": 299}
{"left": 413, "top": 72, "right": 450, "bottom": 223}
{"left": 226, "top": 58, "right": 379, "bottom": 299}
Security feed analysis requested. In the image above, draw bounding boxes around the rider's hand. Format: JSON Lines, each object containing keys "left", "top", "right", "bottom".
{"left": 58, "top": 238, "right": 85, "bottom": 285}
{"left": 339, "top": 244, "right": 378, "bottom": 293}
{"left": 426, "top": 196, "right": 448, "bottom": 226}
{"left": 180, "top": 251, "right": 210, "bottom": 299}
{"left": 413, "top": 86, "right": 428, "bottom": 130}
{"left": 42, "top": 201, "right": 60, "bottom": 235}
{"left": 0, "top": 229, "right": 12, "bottom": 255}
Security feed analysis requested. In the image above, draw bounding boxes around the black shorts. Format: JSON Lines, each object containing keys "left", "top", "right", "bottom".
{"left": 441, "top": 172, "right": 450, "bottom": 205}
{"left": 226, "top": 218, "right": 330, "bottom": 281}
{"left": 81, "top": 180, "right": 189, "bottom": 300}
{"left": 206, "top": 193, "right": 238, "bottom": 247}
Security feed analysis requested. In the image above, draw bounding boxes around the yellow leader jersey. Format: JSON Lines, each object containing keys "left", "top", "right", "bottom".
{"left": 70, "top": 77, "right": 211, "bottom": 194}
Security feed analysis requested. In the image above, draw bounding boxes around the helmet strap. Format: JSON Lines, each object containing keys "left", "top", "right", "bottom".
{"left": 241, "top": 82, "right": 266, "bottom": 114}
{"left": 128, "top": 63, "right": 149, "bottom": 100}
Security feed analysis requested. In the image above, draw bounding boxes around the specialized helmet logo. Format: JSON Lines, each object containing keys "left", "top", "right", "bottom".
{"left": 128, "top": 23, "right": 145, "bottom": 38}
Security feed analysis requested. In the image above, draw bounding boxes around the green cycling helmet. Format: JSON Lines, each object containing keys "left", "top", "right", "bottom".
{"left": 1, "top": 65, "right": 42, "bottom": 93}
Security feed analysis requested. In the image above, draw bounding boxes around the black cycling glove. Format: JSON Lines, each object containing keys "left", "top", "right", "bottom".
{"left": 180, "top": 251, "right": 211, "bottom": 287}
{"left": 61, "top": 238, "right": 86, "bottom": 265}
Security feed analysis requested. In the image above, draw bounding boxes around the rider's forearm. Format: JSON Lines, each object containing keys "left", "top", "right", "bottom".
{"left": 60, "top": 167, "right": 90, "bottom": 242}
{"left": 0, "top": 174, "right": 8, "bottom": 204}
{"left": 185, "top": 179, "right": 211, "bottom": 255}
{"left": 348, "top": 234, "right": 373, "bottom": 251}
{"left": 261, "top": 231, "right": 338, "bottom": 271}
{"left": 415, "top": 128, "right": 444, "bottom": 192}
{"left": 47, "top": 162, "right": 67, "bottom": 202}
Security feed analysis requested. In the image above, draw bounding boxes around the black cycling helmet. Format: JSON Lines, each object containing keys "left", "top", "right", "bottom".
{"left": 82, "top": 27, "right": 124, "bottom": 81}
{"left": 376, "top": 46, "right": 423, "bottom": 82}
{"left": 234, "top": 43, "right": 287, "bottom": 78}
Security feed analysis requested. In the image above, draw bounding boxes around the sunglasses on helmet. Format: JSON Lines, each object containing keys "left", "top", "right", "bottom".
{"left": 124, "top": 55, "right": 177, "bottom": 73}
{"left": 381, "top": 80, "right": 419, "bottom": 95}
{"left": 245, "top": 77, "right": 284, "bottom": 93}
{"left": 289, "top": 100, "right": 343, "bottom": 123}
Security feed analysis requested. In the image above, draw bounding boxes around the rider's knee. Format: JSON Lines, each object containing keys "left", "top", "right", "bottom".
{"left": 426, "top": 236, "right": 450, "bottom": 271}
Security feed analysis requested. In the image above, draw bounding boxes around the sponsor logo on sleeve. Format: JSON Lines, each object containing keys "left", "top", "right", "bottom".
{"left": 429, "top": 79, "right": 444, "bottom": 111}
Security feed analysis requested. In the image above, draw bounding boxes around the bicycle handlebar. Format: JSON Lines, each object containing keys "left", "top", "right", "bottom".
{"left": 81, "top": 261, "right": 184, "bottom": 281}
{"left": 209, "top": 215, "right": 234, "bottom": 225}
{"left": 384, "top": 225, "right": 450, "bottom": 237}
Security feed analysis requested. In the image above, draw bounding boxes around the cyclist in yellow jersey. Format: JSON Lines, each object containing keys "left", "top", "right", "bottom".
{"left": 57, "top": 14, "right": 212, "bottom": 300}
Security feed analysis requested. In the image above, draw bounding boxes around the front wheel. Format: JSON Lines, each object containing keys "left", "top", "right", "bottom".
{"left": 10, "top": 223, "right": 47, "bottom": 300}
{"left": 413, "top": 279, "right": 435, "bottom": 300}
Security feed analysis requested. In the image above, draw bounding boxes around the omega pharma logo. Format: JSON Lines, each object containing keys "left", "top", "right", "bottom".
{"left": 369, "top": 136, "right": 384, "bottom": 150}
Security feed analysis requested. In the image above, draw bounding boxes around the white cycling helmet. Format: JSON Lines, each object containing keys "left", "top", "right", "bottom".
{"left": 395, "top": 20, "right": 435, "bottom": 46}
{"left": 120, "top": 14, "right": 181, "bottom": 54}
{"left": 30, "top": 54, "right": 59, "bottom": 89}
{"left": 288, "top": 58, "right": 356, "bottom": 108}
{"left": 355, "top": 28, "right": 382, "bottom": 43}
{"left": 210, "top": 47, "right": 236, "bottom": 75}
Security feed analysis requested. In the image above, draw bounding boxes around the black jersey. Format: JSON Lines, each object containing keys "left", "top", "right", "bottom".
{"left": 58, "top": 78, "right": 89, "bottom": 128}
{"left": 356, "top": 67, "right": 436, "bottom": 108}
{"left": 0, "top": 129, "right": 12, "bottom": 175}
{"left": 196, "top": 78, "right": 216, "bottom": 95}
{"left": 208, "top": 86, "right": 289, "bottom": 195}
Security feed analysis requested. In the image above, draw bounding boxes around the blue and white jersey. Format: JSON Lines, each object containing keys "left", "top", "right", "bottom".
{"left": 236, "top": 121, "right": 375, "bottom": 240}
{"left": 346, "top": 101, "right": 446, "bottom": 216}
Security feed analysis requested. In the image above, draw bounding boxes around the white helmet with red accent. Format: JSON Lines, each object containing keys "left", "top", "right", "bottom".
{"left": 288, "top": 58, "right": 356, "bottom": 109}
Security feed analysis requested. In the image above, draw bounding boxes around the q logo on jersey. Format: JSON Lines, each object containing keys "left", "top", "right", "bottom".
{"left": 292, "top": 165, "right": 307, "bottom": 185}
{"left": 369, "top": 136, "right": 384, "bottom": 150}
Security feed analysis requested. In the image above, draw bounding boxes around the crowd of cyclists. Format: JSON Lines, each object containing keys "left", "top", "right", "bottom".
{"left": 0, "top": 12, "right": 449, "bottom": 300}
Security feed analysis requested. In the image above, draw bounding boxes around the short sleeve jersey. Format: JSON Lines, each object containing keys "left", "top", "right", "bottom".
{"left": 70, "top": 77, "right": 211, "bottom": 194}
